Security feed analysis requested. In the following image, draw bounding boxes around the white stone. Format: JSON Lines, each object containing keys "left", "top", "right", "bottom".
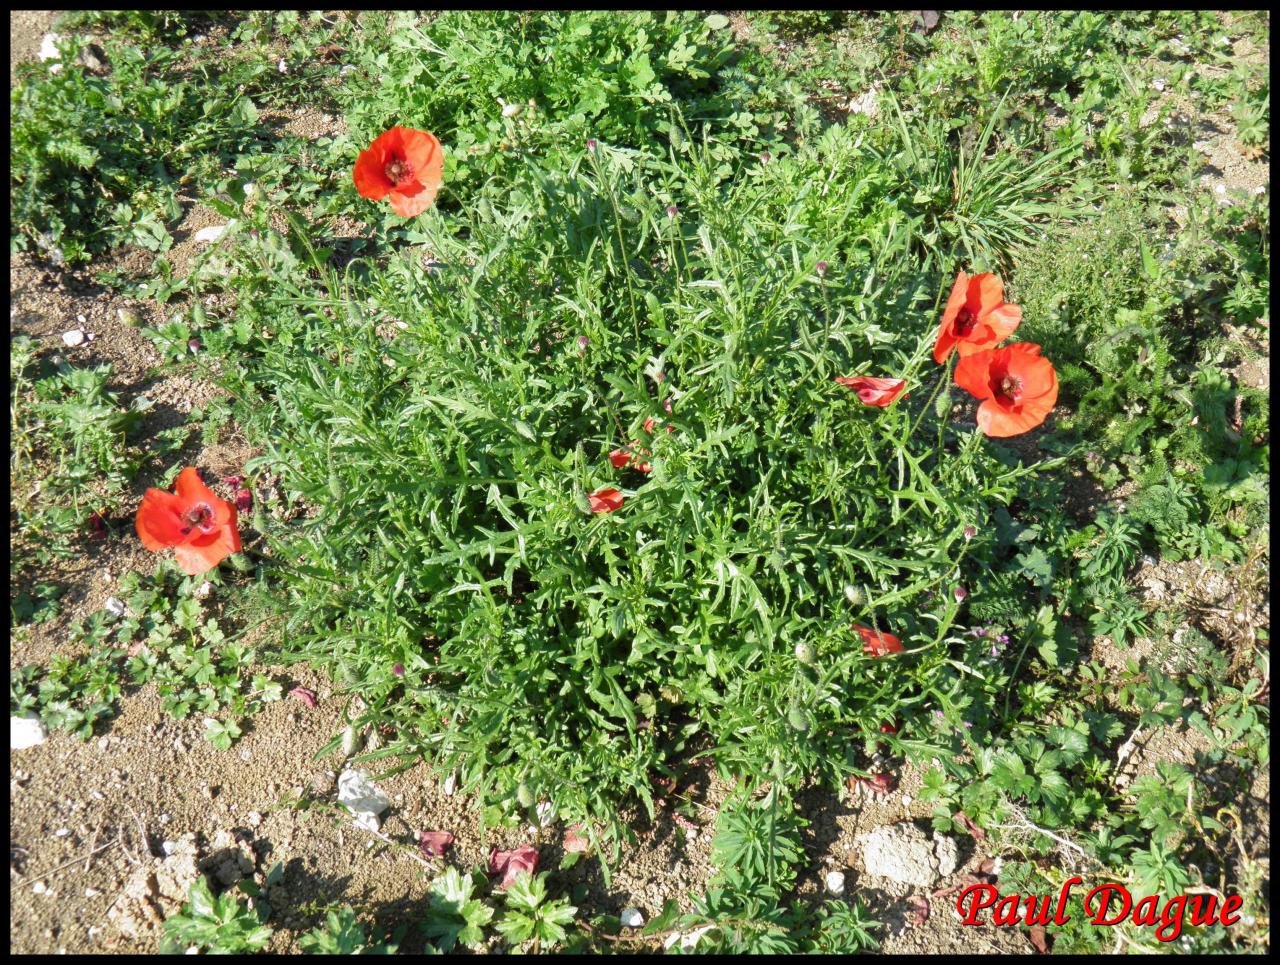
{"left": 105, "top": 597, "right": 127, "bottom": 618}
{"left": 38, "top": 33, "right": 61, "bottom": 61}
{"left": 337, "top": 768, "right": 391, "bottom": 824}
{"left": 53, "top": 827, "right": 71, "bottom": 837}
{"left": 620, "top": 907, "right": 645, "bottom": 928}
{"left": 62, "top": 329, "right": 85, "bottom": 347}
{"left": 32, "top": 881, "right": 48, "bottom": 894}
{"left": 825, "top": 870, "right": 846, "bottom": 895}
{"left": 193, "top": 224, "right": 229, "bottom": 243}
{"left": 535, "top": 800, "right": 555, "bottom": 828}
{"left": 11, "top": 713, "right": 48, "bottom": 750}
{"left": 846, "top": 86, "right": 879, "bottom": 117}
{"left": 443, "top": 771, "right": 457, "bottom": 796}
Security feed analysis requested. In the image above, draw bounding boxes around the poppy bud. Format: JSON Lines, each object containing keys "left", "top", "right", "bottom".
{"left": 760, "top": 151, "right": 772, "bottom": 163}
{"left": 963, "top": 525, "right": 976, "bottom": 541}
{"left": 516, "top": 782, "right": 534, "bottom": 808}
{"left": 392, "top": 663, "right": 405, "bottom": 677}
{"left": 228, "top": 552, "right": 256, "bottom": 572}
{"left": 787, "top": 705, "right": 812, "bottom": 733}
{"left": 573, "top": 489, "right": 593, "bottom": 514}
{"left": 954, "top": 586, "right": 968, "bottom": 602}
{"left": 879, "top": 721, "right": 899, "bottom": 735}
{"left": 188, "top": 338, "right": 203, "bottom": 353}
{"left": 586, "top": 138, "right": 598, "bottom": 152}
{"left": 934, "top": 387, "right": 951, "bottom": 421}
{"left": 815, "top": 261, "right": 828, "bottom": 277}
{"left": 328, "top": 468, "right": 343, "bottom": 499}
{"left": 577, "top": 335, "right": 589, "bottom": 353}
{"left": 794, "top": 642, "right": 814, "bottom": 665}
{"left": 844, "top": 585, "right": 864, "bottom": 606}
{"left": 666, "top": 205, "right": 679, "bottom": 217}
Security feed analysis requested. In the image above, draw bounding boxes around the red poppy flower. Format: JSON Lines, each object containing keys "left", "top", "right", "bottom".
{"left": 135, "top": 467, "right": 242, "bottom": 576}
{"left": 854, "top": 624, "right": 903, "bottom": 657}
{"left": 932, "top": 271, "right": 1022, "bottom": 364}
{"left": 352, "top": 126, "right": 444, "bottom": 218}
{"left": 609, "top": 446, "right": 652, "bottom": 473}
{"left": 835, "top": 375, "right": 908, "bottom": 407}
{"left": 489, "top": 844, "right": 538, "bottom": 888}
{"left": 643, "top": 416, "right": 675, "bottom": 435}
{"left": 588, "top": 487, "right": 624, "bottom": 513}
{"left": 953, "top": 343, "right": 1059, "bottom": 437}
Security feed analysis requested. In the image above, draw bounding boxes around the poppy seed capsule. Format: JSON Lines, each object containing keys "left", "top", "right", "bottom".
{"left": 328, "top": 469, "right": 343, "bottom": 499}
{"left": 516, "top": 782, "right": 534, "bottom": 808}
{"left": 252, "top": 503, "right": 268, "bottom": 533}
{"left": 787, "top": 705, "right": 811, "bottom": 733}
{"left": 794, "top": 642, "right": 814, "bottom": 665}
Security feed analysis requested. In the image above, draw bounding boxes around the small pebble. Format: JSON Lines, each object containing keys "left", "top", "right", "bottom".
{"left": 620, "top": 907, "right": 645, "bottom": 928}
{"left": 84, "top": 888, "right": 102, "bottom": 898}
{"left": 825, "top": 870, "right": 846, "bottom": 895}
{"left": 61, "top": 329, "right": 85, "bottom": 348}
{"left": 33, "top": 881, "right": 48, "bottom": 894}
{"left": 53, "top": 828, "right": 71, "bottom": 838}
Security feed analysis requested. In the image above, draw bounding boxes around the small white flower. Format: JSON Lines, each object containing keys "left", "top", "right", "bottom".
{"left": 825, "top": 870, "right": 846, "bottom": 895}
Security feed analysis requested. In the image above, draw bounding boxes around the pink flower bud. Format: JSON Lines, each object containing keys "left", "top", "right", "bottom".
{"left": 234, "top": 489, "right": 253, "bottom": 512}
{"left": 954, "top": 586, "right": 968, "bottom": 602}
{"left": 963, "top": 525, "right": 976, "bottom": 541}
{"left": 392, "top": 663, "right": 405, "bottom": 677}
{"left": 815, "top": 261, "right": 828, "bottom": 277}
{"left": 665, "top": 204, "right": 679, "bottom": 217}
{"left": 586, "top": 138, "right": 598, "bottom": 151}
{"left": 223, "top": 475, "right": 244, "bottom": 490}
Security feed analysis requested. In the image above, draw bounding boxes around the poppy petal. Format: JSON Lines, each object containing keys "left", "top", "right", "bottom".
{"left": 933, "top": 271, "right": 970, "bottom": 364}
{"left": 353, "top": 140, "right": 394, "bottom": 200}
{"left": 174, "top": 467, "right": 219, "bottom": 508}
{"left": 399, "top": 127, "right": 444, "bottom": 194}
{"left": 953, "top": 350, "right": 998, "bottom": 401}
{"left": 389, "top": 188, "right": 438, "bottom": 218}
{"left": 588, "top": 487, "right": 624, "bottom": 513}
{"left": 983, "top": 303, "right": 1022, "bottom": 343}
{"left": 135, "top": 488, "right": 188, "bottom": 550}
{"left": 967, "top": 273, "right": 1005, "bottom": 317}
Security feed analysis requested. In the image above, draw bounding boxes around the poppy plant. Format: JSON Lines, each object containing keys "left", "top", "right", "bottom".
{"left": 352, "top": 126, "right": 444, "bottom": 218}
{"left": 953, "top": 342, "right": 1059, "bottom": 438}
{"left": 135, "top": 467, "right": 242, "bottom": 576}
{"left": 854, "top": 624, "right": 903, "bottom": 657}
{"left": 835, "top": 375, "right": 908, "bottom": 408}
{"left": 932, "top": 271, "right": 1022, "bottom": 364}
{"left": 589, "top": 487, "right": 625, "bottom": 513}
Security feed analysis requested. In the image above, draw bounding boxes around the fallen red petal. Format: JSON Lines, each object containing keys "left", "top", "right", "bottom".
{"left": 288, "top": 687, "right": 319, "bottom": 708}
{"left": 906, "top": 895, "right": 930, "bottom": 927}
{"left": 417, "top": 830, "right": 455, "bottom": 858}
